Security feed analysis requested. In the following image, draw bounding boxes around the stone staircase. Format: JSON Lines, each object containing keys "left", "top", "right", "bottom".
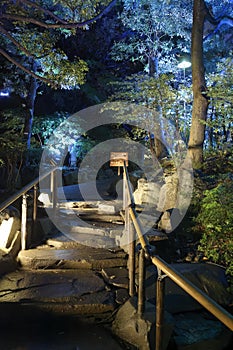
{"left": 0, "top": 201, "right": 131, "bottom": 323}
{"left": 0, "top": 198, "right": 232, "bottom": 349}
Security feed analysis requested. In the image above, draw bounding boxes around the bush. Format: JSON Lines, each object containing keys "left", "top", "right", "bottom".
{"left": 196, "top": 177, "right": 233, "bottom": 290}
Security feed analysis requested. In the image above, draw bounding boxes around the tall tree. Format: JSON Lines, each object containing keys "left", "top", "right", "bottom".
{"left": 188, "top": 0, "right": 233, "bottom": 167}
{"left": 0, "top": 0, "right": 116, "bottom": 149}
{"left": 188, "top": 0, "right": 209, "bottom": 167}
{"left": 111, "top": 0, "right": 192, "bottom": 159}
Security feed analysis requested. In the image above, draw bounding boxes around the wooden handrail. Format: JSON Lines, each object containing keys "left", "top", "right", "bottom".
{"left": 0, "top": 166, "right": 58, "bottom": 250}
{"left": 123, "top": 162, "right": 233, "bottom": 349}
{"left": 0, "top": 167, "right": 58, "bottom": 212}
{"left": 151, "top": 254, "right": 233, "bottom": 331}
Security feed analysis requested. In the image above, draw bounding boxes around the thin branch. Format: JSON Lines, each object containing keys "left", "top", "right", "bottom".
{"left": 204, "top": 16, "right": 233, "bottom": 41}
{"left": 18, "top": 0, "right": 69, "bottom": 24}
{"left": 1, "top": 0, "right": 117, "bottom": 29}
{"left": 203, "top": 1, "right": 219, "bottom": 25}
{"left": 0, "top": 25, "right": 36, "bottom": 59}
{"left": 0, "top": 47, "right": 54, "bottom": 86}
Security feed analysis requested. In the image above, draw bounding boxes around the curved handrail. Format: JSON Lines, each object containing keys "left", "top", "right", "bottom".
{"left": 0, "top": 167, "right": 58, "bottom": 212}
{"left": 123, "top": 162, "right": 233, "bottom": 350}
{"left": 0, "top": 166, "right": 59, "bottom": 250}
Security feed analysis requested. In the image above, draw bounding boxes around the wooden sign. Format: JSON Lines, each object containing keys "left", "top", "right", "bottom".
{"left": 110, "top": 152, "right": 128, "bottom": 167}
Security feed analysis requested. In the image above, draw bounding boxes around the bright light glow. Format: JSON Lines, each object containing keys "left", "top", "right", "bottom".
{"left": 0, "top": 91, "right": 10, "bottom": 97}
{"left": 178, "top": 60, "right": 191, "bottom": 69}
{"left": 0, "top": 218, "right": 14, "bottom": 248}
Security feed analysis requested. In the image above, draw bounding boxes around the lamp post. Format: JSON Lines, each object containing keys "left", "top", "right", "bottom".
{"left": 177, "top": 60, "right": 191, "bottom": 80}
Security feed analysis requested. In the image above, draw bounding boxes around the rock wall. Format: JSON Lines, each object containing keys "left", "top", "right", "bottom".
{"left": 133, "top": 165, "right": 193, "bottom": 233}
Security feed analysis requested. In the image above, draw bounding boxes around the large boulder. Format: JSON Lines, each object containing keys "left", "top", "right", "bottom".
{"left": 112, "top": 296, "right": 174, "bottom": 350}
{"left": 0, "top": 248, "right": 17, "bottom": 275}
{"left": 145, "top": 263, "right": 233, "bottom": 313}
{"left": 157, "top": 174, "right": 179, "bottom": 212}
{"left": 133, "top": 178, "right": 161, "bottom": 207}
{"left": 173, "top": 312, "right": 232, "bottom": 350}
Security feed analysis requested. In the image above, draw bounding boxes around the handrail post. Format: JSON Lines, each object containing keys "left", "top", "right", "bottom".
{"left": 120, "top": 161, "right": 233, "bottom": 336}
{"left": 123, "top": 166, "right": 136, "bottom": 296}
{"left": 21, "top": 193, "right": 27, "bottom": 250}
{"left": 138, "top": 248, "right": 145, "bottom": 317}
{"left": 51, "top": 168, "right": 57, "bottom": 216}
{"left": 128, "top": 222, "right": 136, "bottom": 296}
{"left": 155, "top": 270, "right": 165, "bottom": 350}
{"left": 32, "top": 184, "right": 38, "bottom": 236}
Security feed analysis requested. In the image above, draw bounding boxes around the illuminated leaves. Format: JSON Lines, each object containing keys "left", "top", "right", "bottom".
{"left": 111, "top": 0, "right": 192, "bottom": 72}
{"left": 0, "top": 0, "right": 114, "bottom": 88}
{"left": 196, "top": 179, "right": 233, "bottom": 280}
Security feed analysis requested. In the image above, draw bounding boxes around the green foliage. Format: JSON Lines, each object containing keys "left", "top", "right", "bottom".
{"left": 196, "top": 178, "right": 233, "bottom": 283}
{"left": 204, "top": 57, "right": 233, "bottom": 148}
{"left": 52, "top": 0, "right": 111, "bottom": 23}
{"left": 207, "top": 57, "right": 233, "bottom": 112}
{"left": 0, "top": 109, "right": 25, "bottom": 155}
{"left": 72, "top": 137, "right": 96, "bottom": 160}
{"left": 32, "top": 111, "right": 70, "bottom": 145}
{"left": 108, "top": 73, "right": 192, "bottom": 143}
{"left": 0, "top": 0, "right": 112, "bottom": 91}
{"left": 0, "top": 109, "right": 26, "bottom": 189}
{"left": 204, "top": 1, "right": 233, "bottom": 73}
{"left": 111, "top": 0, "right": 192, "bottom": 73}
{"left": 109, "top": 73, "right": 176, "bottom": 114}
{"left": 38, "top": 113, "right": 85, "bottom": 163}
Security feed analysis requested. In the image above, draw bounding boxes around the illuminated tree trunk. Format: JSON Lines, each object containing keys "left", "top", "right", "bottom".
{"left": 149, "top": 56, "right": 167, "bottom": 160}
{"left": 23, "top": 62, "right": 38, "bottom": 150}
{"left": 188, "top": 0, "right": 209, "bottom": 168}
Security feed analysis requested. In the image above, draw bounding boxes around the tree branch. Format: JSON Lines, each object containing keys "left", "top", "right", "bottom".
{"left": 0, "top": 47, "right": 54, "bottom": 86}
{"left": 204, "top": 16, "right": 233, "bottom": 41}
{"left": 201, "top": 2, "right": 233, "bottom": 41}
{"left": 1, "top": 0, "right": 117, "bottom": 29}
{"left": 203, "top": 1, "right": 219, "bottom": 25}
{"left": 18, "top": 0, "right": 69, "bottom": 24}
{"left": 0, "top": 25, "right": 36, "bottom": 59}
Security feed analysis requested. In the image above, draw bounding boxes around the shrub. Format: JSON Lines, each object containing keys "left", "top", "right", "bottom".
{"left": 196, "top": 177, "right": 233, "bottom": 290}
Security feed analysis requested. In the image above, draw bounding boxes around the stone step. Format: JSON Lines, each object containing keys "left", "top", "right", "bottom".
{"left": 17, "top": 245, "right": 128, "bottom": 270}
{"left": 0, "top": 269, "right": 116, "bottom": 316}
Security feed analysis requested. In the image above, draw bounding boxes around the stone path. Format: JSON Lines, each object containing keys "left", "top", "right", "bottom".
{"left": 0, "top": 229, "right": 129, "bottom": 319}
{"left": 0, "top": 194, "right": 233, "bottom": 350}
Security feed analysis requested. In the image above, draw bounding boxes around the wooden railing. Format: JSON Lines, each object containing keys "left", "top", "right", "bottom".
{"left": 122, "top": 162, "right": 233, "bottom": 350}
{"left": 1, "top": 160, "right": 232, "bottom": 349}
{"left": 0, "top": 166, "right": 58, "bottom": 250}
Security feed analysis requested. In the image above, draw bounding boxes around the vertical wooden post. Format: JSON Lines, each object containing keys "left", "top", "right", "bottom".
{"left": 21, "top": 194, "right": 27, "bottom": 250}
{"left": 128, "top": 223, "right": 135, "bottom": 296}
{"left": 51, "top": 169, "right": 57, "bottom": 216}
{"left": 32, "top": 184, "right": 38, "bottom": 235}
{"left": 123, "top": 166, "right": 127, "bottom": 211}
{"left": 123, "top": 166, "right": 136, "bottom": 296}
{"left": 33, "top": 184, "right": 38, "bottom": 222}
{"left": 155, "top": 274, "right": 165, "bottom": 350}
{"left": 138, "top": 248, "right": 145, "bottom": 317}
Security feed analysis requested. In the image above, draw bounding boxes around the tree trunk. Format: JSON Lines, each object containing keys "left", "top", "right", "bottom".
{"left": 23, "top": 74, "right": 38, "bottom": 150}
{"left": 148, "top": 56, "right": 168, "bottom": 160}
{"left": 188, "top": 0, "right": 209, "bottom": 168}
{"left": 149, "top": 56, "right": 158, "bottom": 77}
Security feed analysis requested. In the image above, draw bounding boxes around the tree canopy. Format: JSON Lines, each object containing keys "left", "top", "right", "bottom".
{"left": 0, "top": 0, "right": 116, "bottom": 90}
{"left": 0, "top": 0, "right": 232, "bottom": 156}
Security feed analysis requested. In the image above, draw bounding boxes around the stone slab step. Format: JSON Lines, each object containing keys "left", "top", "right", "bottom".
{"left": 53, "top": 231, "right": 116, "bottom": 249}
{"left": 0, "top": 269, "right": 115, "bottom": 316}
{"left": 18, "top": 246, "right": 128, "bottom": 270}
{"left": 46, "top": 231, "right": 121, "bottom": 249}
